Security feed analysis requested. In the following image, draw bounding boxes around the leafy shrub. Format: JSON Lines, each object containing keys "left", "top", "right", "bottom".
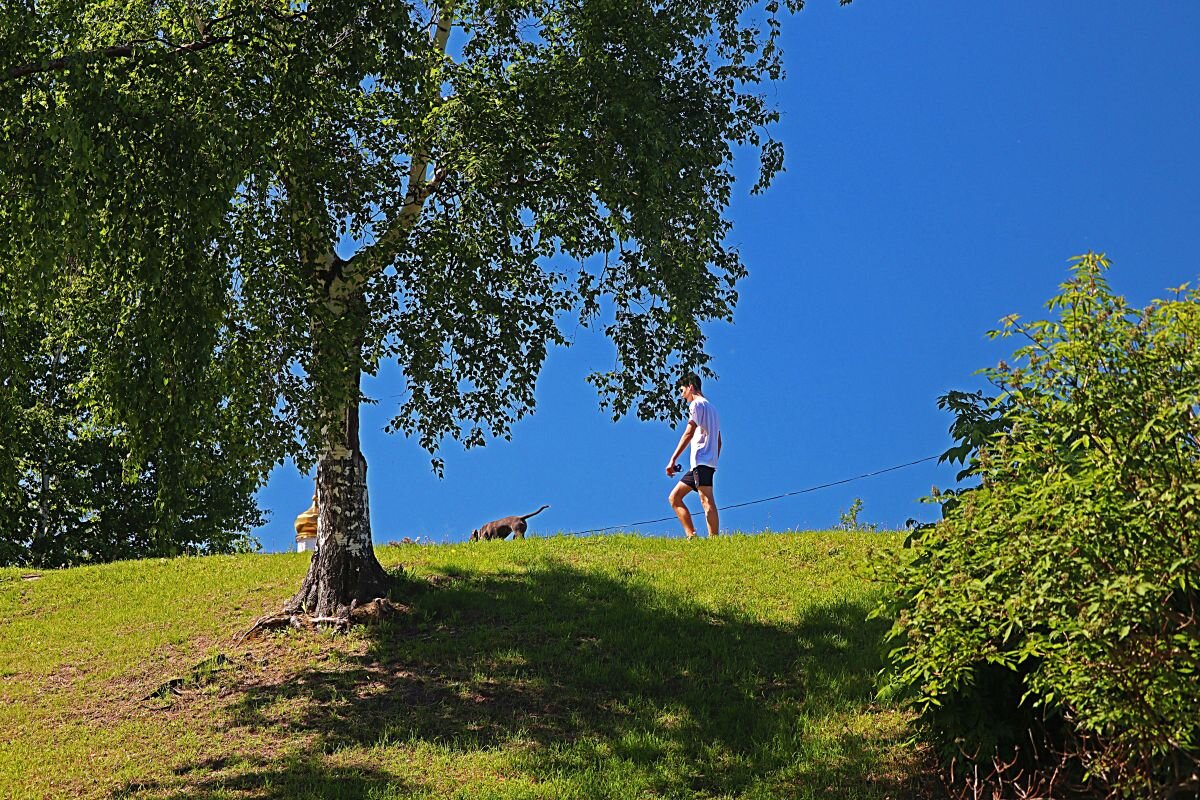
{"left": 837, "top": 497, "right": 878, "bottom": 532}
{"left": 879, "top": 254, "right": 1200, "bottom": 798}
{"left": 0, "top": 316, "right": 266, "bottom": 567}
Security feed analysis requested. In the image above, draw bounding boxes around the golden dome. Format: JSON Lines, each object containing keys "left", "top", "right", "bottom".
{"left": 294, "top": 495, "right": 318, "bottom": 540}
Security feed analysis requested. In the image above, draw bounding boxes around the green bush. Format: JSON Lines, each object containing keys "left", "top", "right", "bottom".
{"left": 0, "top": 315, "right": 265, "bottom": 567}
{"left": 880, "top": 254, "right": 1200, "bottom": 797}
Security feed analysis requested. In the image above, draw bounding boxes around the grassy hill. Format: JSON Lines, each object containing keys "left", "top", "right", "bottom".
{"left": 0, "top": 532, "right": 931, "bottom": 799}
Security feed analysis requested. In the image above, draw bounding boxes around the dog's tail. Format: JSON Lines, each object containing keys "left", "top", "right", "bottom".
{"left": 521, "top": 504, "right": 550, "bottom": 520}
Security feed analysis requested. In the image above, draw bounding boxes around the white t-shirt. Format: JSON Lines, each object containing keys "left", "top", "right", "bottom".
{"left": 688, "top": 396, "right": 720, "bottom": 469}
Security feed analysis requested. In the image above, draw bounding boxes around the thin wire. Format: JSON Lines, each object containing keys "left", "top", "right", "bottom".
{"left": 561, "top": 454, "right": 941, "bottom": 536}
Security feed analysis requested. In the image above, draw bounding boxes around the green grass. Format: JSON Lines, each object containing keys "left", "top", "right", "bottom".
{"left": 0, "top": 532, "right": 931, "bottom": 799}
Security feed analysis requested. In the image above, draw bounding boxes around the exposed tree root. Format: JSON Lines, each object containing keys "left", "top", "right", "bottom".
{"left": 236, "top": 612, "right": 305, "bottom": 641}
{"left": 236, "top": 597, "right": 408, "bottom": 641}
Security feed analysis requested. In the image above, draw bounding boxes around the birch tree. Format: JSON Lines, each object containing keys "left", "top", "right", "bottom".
{"left": 1, "top": 0, "right": 840, "bottom": 617}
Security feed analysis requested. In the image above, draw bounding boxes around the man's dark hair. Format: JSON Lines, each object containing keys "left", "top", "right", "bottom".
{"left": 679, "top": 373, "right": 702, "bottom": 392}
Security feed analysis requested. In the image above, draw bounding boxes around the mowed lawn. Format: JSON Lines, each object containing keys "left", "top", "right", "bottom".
{"left": 0, "top": 532, "right": 931, "bottom": 799}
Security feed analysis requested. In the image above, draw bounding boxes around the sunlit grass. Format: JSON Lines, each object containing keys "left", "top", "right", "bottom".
{"left": 0, "top": 532, "right": 930, "bottom": 799}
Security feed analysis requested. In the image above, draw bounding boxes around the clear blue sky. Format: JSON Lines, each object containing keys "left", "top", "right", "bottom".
{"left": 254, "top": 1, "right": 1200, "bottom": 551}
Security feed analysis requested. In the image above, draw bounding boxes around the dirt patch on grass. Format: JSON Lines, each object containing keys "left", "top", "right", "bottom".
{"left": 15, "top": 628, "right": 394, "bottom": 798}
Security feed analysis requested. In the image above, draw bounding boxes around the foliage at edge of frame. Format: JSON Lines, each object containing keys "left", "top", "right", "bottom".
{"left": 876, "top": 253, "right": 1200, "bottom": 798}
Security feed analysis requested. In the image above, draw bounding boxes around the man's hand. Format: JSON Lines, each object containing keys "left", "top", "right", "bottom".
{"left": 666, "top": 462, "right": 681, "bottom": 477}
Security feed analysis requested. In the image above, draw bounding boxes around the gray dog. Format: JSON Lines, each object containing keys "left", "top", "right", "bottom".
{"left": 470, "top": 505, "right": 549, "bottom": 541}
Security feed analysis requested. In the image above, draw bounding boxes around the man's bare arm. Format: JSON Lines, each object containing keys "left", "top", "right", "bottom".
{"left": 667, "top": 421, "right": 697, "bottom": 475}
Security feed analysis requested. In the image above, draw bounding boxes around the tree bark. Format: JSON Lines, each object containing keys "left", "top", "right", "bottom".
{"left": 282, "top": 0, "right": 457, "bottom": 616}
{"left": 288, "top": 345, "right": 389, "bottom": 618}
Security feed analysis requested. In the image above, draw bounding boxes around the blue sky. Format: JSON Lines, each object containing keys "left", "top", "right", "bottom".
{"left": 254, "top": 1, "right": 1200, "bottom": 551}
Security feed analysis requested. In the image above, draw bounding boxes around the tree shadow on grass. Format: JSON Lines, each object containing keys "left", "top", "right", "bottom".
{"left": 156, "top": 559, "right": 918, "bottom": 798}
{"left": 110, "top": 756, "right": 412, "bottom": 800}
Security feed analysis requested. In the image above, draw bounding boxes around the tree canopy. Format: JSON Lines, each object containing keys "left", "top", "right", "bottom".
{"left": 0, "top": 313, "right": 263, "bottom": 567}
{"left": 2, "top": 0, "right": 842, "bottom": 606}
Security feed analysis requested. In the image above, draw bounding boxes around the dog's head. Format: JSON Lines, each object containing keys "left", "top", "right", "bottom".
{"left": 469, "top": 529, "right": 480, "bottom": 542}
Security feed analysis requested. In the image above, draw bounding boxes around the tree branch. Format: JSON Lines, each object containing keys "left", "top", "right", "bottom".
{"left": 4, "top": 9, "right": 308, "bottom": 84}
{"left": 341, "top": 1, "right": 456, "bottom": 283}
{"left": 5, "top": 35, "right": 234, "bottom": 83}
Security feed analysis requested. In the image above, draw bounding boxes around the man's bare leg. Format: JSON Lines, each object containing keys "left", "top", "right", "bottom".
{"left": 697, "top": 486, "right": 719, "bottom": 537}
{"left": 669, "top": 483, "right": 698, "bottom": 539}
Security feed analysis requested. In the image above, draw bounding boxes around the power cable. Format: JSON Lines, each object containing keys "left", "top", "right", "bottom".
{"left": 561, "top": 453, "right": 941, "bottom": 536}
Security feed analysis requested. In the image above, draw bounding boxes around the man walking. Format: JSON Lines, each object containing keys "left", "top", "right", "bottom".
{"left": 666, "top": 373, "right": 722, "bottom": 539}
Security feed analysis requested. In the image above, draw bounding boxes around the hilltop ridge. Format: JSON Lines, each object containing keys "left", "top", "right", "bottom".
{"left": 0, "top": 532, "right": 930, "bottom": 799}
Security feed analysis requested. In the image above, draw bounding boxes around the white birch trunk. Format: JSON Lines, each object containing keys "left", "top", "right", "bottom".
{"left": 288, "top": 2, "right": 456, "bottom": 617}
{"left": 289, "top": 393, "right": 389, "bottom": 617}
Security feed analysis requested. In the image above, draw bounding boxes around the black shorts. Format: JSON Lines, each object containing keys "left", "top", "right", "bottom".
{"left": 680, "top": 465, "right": 716, "bottom": 489}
